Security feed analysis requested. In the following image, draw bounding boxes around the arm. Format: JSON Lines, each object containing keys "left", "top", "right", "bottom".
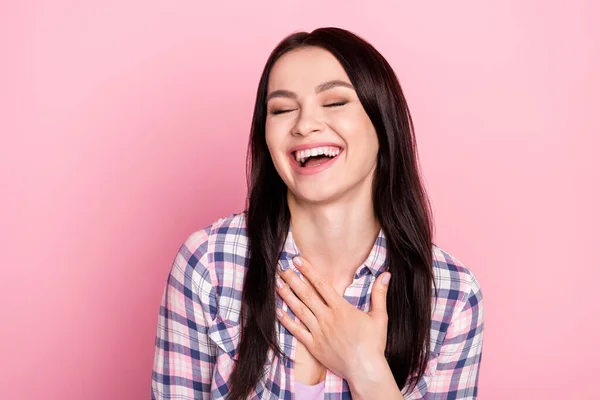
{"left": 151, "top": 237, "right": 217, "bottom": 399}
{"left": 408, "top": 274, "right": 485, "bottom": 399}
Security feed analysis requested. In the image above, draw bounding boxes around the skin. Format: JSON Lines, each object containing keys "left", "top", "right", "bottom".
{"left": 265, "top": 46, "right": 405, "bottom": 399}
{"left": 265, "top": 46, "right": 381, "bottom": 288}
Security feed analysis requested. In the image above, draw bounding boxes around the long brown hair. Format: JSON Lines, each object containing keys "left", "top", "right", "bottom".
{"left": 229, "top": 27, "right": 435, "bottom": 399}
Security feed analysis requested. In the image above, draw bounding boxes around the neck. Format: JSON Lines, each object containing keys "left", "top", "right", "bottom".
{"left": 287, "top": 190, "right": 380, "bottom": 293}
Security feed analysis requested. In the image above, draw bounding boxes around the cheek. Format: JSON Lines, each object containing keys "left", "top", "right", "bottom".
{"left": 265, "top": 130, "right": 289, "bottom": 172}
{"left": 332, "top": 106, "right": 372, "bottom": 134}
{"left": 265, "top": 119, "right": 287, "bottom": 148}
{"left": 265, "top": 131, "right": 275, "bottom": 154}
{"left": 361, "top": 131, "right": 380, "bottom": 165}
{"left": 265, "top": 128, "right": 281, "bottom": 157}
{"left": 333, "top": 114, "right": 378, "bottom": 153}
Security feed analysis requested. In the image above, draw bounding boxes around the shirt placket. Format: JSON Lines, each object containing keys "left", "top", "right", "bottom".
{"left": 322, "top": 272, "right": 373, "bottom": 399}
{"left": 276, "top": 225, "right": 385, "bottom": 399}
{"left": 276, "top": 257, "right": 299, "bottom": 400}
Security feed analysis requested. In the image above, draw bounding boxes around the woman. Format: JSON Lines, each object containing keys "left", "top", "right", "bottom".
{"left": 151, "top": 27, "right": 484, "bottom": 400}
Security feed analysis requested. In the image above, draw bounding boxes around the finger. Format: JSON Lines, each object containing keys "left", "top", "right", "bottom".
{"left": 276, "top": 275, "right": 321, "bottom": 333}
{"left": 292, "top": 257, "right": 340, "bottom": 308}
{"left": 276, "top": 307, "right": 314, "bottom": 347}
{"left": 369, "top": 272, "right": 391, "bottom": 319}
{"left": 279, "top": 264, "right": 328, "bottom": 319}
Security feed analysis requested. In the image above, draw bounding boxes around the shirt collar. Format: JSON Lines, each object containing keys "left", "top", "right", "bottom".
{"left": 278, "top": 224, "right": 388, "bottom": 279}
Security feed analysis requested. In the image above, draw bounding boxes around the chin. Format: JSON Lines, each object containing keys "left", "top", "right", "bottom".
{"left": 289, "top": 185, "right": 342, "bottom": 205}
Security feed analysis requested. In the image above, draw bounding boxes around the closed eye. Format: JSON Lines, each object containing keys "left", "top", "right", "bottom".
{"left": 324, "top": 101, "right": 347, "bottom": 108}
{"left": 269, "top": 101, "right": 347, "bottom": 116}
{"left": 269, "top": 108, "right": 294, "bottom": 115}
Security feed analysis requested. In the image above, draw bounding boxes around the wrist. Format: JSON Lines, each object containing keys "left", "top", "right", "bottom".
{"left": 347, "top": 356, "right": 396, "bottom": 397}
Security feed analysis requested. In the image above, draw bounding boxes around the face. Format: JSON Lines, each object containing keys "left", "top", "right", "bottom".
{"left": 265, "top": 46, "right": 379, "bottom": 205}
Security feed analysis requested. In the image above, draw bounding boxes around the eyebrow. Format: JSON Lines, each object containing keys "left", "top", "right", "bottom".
{"left": 266, "top": 80, "right": 355, "bottom": 102}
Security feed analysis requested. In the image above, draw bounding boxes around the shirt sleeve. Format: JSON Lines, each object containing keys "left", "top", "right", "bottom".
{"left": 422, "top": 274, "right": 485, "bottom": 399}
{"left": 151, "top": 236, "right": 218, "bottom": 399}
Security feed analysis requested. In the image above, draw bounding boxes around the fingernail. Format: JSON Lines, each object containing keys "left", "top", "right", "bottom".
{"left": 276, "top": 309, "right": 284, "bottom": 318}
{"left": 276, "top": 275, "right": 284, "bottom": 289}
{"left": 382, "top": 273, "right": 391, "bottom": 285}
{"left": 293, "top": 257, "right": 303, "bottom": 267}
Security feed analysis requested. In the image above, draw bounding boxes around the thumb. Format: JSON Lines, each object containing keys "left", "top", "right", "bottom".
{"left": 369, "top": 272, "right": 391, "bottom": 319}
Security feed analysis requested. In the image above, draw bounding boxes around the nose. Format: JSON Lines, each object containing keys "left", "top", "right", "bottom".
{"left": 291, "top": 107, "right": 326, "bottom": 137}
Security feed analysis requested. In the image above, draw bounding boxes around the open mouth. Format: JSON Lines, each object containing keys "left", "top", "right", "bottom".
{"left": 293, "top": 146, "right": 342, "bottom": 168}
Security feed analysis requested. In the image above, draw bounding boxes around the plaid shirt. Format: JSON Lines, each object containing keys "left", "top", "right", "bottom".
{"left": 151, "top": 212, "right": 484, "bottom": 399}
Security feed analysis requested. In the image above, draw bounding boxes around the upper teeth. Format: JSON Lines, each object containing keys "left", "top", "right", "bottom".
{"left": 295, "top": 146, "right": 341, "bottom": 163}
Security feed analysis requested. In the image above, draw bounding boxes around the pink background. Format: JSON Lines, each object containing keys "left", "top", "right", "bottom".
{"left": 1, "top": 1, "right": 598, "bottom": 399}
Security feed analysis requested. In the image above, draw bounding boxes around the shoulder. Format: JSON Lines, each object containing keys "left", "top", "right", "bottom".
{"left": 181, "top": 210, "right": 247, "bottom": 248}
{"left": 176, "top": 211, "right": 249, "bottom": 321}
{"left": 430, "top": 244, "right": 484, "bottom": 332}
{"left": 431, "top": 244, "right": 481, "bottom": 298}
{"left": 179, "top": 211, "right": 248, "bottom": 262}
{"left": 176, "top": 212, "right": 247, "bottom": 267}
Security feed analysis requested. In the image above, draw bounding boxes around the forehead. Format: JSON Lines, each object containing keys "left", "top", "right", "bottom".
{"left": 267, "top": 47, "right": 350, "bottom": 93}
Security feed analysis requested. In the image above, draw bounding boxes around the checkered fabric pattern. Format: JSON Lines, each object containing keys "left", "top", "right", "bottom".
{"left": 151, "top": 212, "right": 484, "bottom": 399}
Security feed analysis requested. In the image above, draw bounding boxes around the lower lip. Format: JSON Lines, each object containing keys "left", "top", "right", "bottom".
{"left": 289, "top": 151, "right": 343, "bottom": 176}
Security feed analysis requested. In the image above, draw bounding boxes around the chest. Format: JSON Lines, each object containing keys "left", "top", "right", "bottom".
{"left": 212, "top": 267, "right": 377, "bottom": 398}
{"left": 280, "top": 275, "right": 373, "bottom": 398}
{"left": 291, "top": 282, "right": 352, "bottom": 386}
{"left": 293, "top": 339, "right": 327, "bottom": 385}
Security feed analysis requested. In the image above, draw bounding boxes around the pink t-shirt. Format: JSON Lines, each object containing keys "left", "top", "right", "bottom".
{"left": 295, "top": 380, "right": 325, "bottom": 400}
